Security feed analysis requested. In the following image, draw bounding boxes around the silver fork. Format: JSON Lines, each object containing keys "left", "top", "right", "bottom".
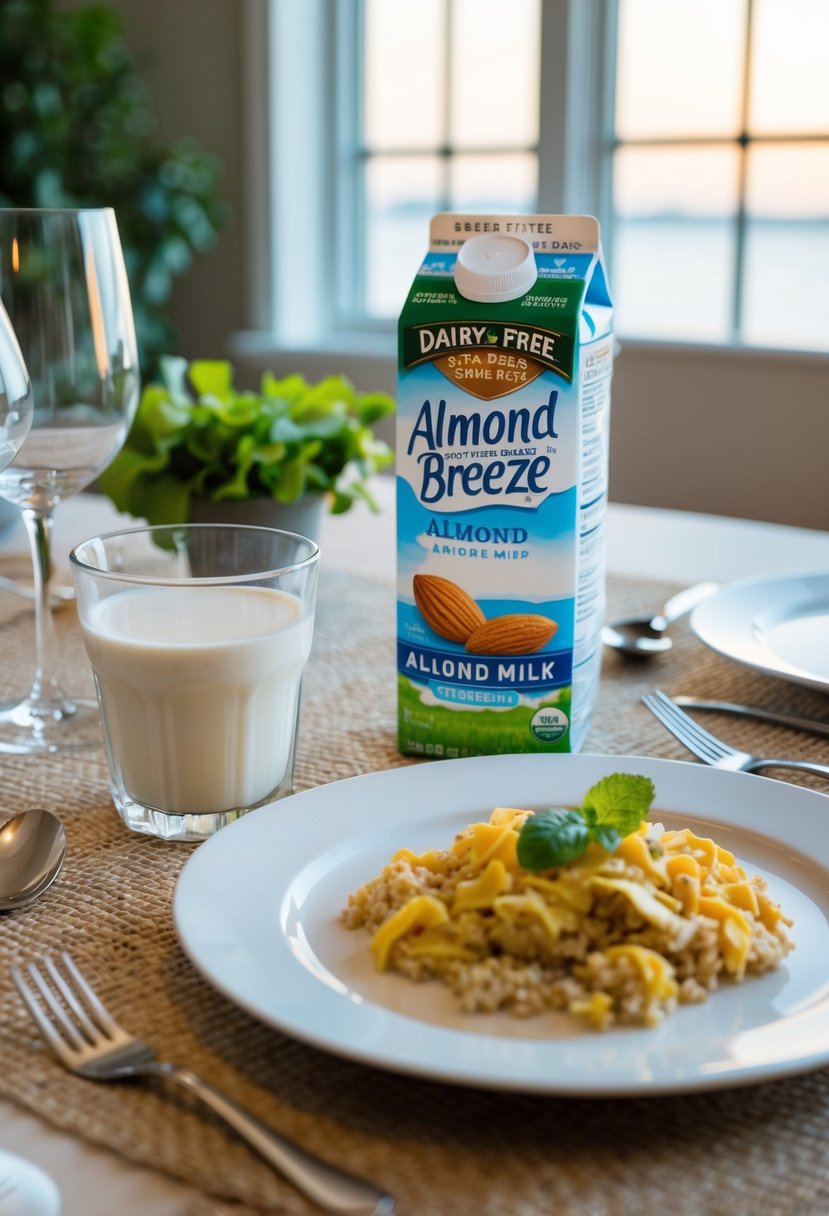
{"left": 11, "top": 953, "right": 395, "bottom": 1216}
{"left": 642, "top": 689, "right": 829, "bottom": 781}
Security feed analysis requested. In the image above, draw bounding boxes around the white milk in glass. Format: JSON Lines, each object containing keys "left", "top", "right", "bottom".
{"left": 80, "top": 584, "right": 313, "bottom": 814}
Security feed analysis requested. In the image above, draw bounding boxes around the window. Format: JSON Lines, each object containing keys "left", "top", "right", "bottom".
{"left": 254, "top": 0, "right": 828, "bottom": 355}
{"left": 353, "top": 0, "right": 541, "bottom": 321}
{"left": 613, "top": 0, "right": 829, "bottom": 351}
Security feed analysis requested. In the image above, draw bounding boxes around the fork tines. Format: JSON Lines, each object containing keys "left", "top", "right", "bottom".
{"left": 11, "top": 953, "right": 118, "bottom": 1064}
{"left": 642, "top": 689, "right": 732, "bottom": 764}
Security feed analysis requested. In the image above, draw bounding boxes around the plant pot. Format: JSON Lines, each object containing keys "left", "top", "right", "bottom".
{"left": 188, "top": 494, "right": 326, "bottom": 543}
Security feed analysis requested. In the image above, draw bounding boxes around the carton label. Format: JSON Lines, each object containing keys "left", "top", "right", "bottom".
{"left": 396, "top": 214, "right": 613, "bottom": 759}
{"left": 402, "top": 322, "right": 574, "bottom": 384}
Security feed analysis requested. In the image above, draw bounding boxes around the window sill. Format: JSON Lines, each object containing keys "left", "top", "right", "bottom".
{"left": 229, "top": 328, "right": 397, "bottom": 394}
{"left": 230, "top": 326, "right": 829, "bottom": 376}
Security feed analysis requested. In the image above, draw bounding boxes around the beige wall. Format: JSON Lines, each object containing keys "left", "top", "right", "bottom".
{"left": 232, "top": 337, "right": 829, "bottom": 532}
{"left": 608, "top": 343, "right": 829, "bottom": 532}
{"left": 110, "top": 0, "right": 246, "bottom": 361}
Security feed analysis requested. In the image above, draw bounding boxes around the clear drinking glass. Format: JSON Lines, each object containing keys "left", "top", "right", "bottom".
{"left": 71, "top": 524, "right": 320, "bottom": 842}
{"left": 0, "top": 208, "right": 139, "bottom": 753}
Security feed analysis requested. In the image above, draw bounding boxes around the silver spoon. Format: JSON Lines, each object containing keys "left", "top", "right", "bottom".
{"left": 0, "top": 809, "right": 66, "bottom": 911}
{"left": 602, "top": 582, "right": 719, "bottom": 658}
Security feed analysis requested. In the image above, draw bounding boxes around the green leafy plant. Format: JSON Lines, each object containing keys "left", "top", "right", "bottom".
{"left": 0, "top": 0, "right": 226, "bottom": 376}
{"left": 99, "top": 357, "right": 395, "bottom": 525}
{"left": 516, "top": 774, "right": 656, "bottom": 870}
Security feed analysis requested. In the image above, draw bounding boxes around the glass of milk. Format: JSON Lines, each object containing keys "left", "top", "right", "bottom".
{"left": 70, "top": 523, "right": 319, "bottom": 841}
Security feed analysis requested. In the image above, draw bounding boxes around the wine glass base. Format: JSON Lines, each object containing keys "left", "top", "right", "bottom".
{"left": 0, "top": 696, "right": 103, "bottom": 754}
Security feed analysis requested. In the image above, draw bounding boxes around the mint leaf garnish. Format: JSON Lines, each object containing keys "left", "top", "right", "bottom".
{"left": 583, "top": 773, "right": 656, "bottom": 838}
{"left": 516, "top": 773, "right": 656, "bottom": 871}
{"left": 517, "top": 808, "right": 589, "bottom": 870}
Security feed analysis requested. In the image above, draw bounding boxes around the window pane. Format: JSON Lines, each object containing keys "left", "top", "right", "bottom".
{"left": 449, "top": 152, "right": 537, "bottom": 212}
{"left": 616, "top": 0, "right": 745, "bottom": 139}
{"left": 749, "top": 0, "right": 829, "bottom": 134}
{"left": 614, "top": 220, "right": 736, "bottom": 341}
{"left": 364, "top": 0, "right": 445, "bottom": 149}
{"left": 613, "top": 146, "right": 740, "bottom": 341}
{"left": 742, "top": 144, "right": 829, "bottom": 350}
{"left": 363, "top": 155, "right": 444, "bottom": 319}
{"left": 615, "top": 145, "right": 741, "bottom": 219}
{"left": 745, "top": 143, "right": 829, "bottom": 219}
{"left": 450, "top": 0, "right": 540, "bottom": 149}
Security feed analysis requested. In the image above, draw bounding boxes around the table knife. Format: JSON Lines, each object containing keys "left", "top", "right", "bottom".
{"left": 673, "top": 696, "right": 829, "bottom": 739}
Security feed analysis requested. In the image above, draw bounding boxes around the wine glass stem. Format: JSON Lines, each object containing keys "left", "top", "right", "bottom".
{"left": 21, "top": 506, "right": 70, "bottom": 715}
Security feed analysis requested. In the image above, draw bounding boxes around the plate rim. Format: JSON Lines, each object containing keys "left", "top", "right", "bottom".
{"left": 173, "top": 752, "right": 829, "bottom": 1098}
{"left": 691, "top": 569, "right": 829, "bottom": 691}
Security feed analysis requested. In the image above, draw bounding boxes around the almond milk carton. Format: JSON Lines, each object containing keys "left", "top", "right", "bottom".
{"left": 396, "top": 213, "right": 613, "bottom": 757}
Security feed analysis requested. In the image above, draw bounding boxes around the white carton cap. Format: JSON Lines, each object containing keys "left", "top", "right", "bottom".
{"left": 454, "top": 233, "right": 537, "bottom": 302}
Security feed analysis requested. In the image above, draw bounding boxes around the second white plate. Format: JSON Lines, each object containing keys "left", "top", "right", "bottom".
{"left": 691, "top": 571, "right": 829, "bottom": 692}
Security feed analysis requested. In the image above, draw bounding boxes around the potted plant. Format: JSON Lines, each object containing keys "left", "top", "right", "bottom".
{"left": 0, "top": 0, "right": 226, "bottom": 379}
{"left": 98, "top": 357, "right": 395, "bottom": 539}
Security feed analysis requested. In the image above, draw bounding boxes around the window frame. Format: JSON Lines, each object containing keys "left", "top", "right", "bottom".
{"left": 611, "top": 0, "right": 829, "bottom": 349}
{"left": 237, "top": 0, "right": 614, "bottom": 361}
{"left": 235, "top": 0, "right": 827, "bottom": 364}
{"left": 232, "top": 0, "right": 829, "bottom": 532}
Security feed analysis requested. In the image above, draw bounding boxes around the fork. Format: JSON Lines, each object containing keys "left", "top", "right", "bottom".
{"left": 642, "top": 689, "right": 829, "bottom": 781}
{"left": 11, "top": 953, "right": 395, "bottom": 1216}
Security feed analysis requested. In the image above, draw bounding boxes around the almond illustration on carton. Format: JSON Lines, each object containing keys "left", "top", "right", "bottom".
{"left": 413, "top": 574, "right": 486, "bottom": 643}
{"left": 465, "top": 614, "right": 558, "bottom": 656}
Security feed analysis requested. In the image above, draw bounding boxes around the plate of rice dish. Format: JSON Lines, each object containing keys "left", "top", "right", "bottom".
{"left": 342, "top": 773, "right": 794, "bottom": 1031}
{"left": 174, "top": 753, "right": 829, "bottom": 1096}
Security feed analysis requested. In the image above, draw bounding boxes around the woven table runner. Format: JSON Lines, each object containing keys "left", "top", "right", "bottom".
{"left": 1, "top": 560, "right": 829, "bottom": 1216}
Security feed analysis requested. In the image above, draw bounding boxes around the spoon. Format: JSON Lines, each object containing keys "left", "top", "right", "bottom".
{"left": 0, "top": 809, "right": 66, "bottom": 912}
{"left": 0, "top": 574, "right": 75, "bottom": 607}
{"left": 602, "top": 582, "right": 719, "bottom": 658}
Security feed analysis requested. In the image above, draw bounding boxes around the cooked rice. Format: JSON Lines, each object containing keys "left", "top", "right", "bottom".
{"left": 341, "top": 809, "right": 794, "bottom": 1030}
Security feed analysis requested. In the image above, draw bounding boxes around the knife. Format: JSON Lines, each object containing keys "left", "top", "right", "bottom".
{"left": 673, "top": 696, "right": 829, "bottom": 739}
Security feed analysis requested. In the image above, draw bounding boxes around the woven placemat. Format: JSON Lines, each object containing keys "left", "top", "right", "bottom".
{"left": 1, "top": 565, "right": 829, "bottom": 1216}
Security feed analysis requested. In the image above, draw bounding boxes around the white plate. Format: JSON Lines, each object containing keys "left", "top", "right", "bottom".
{"left": 174, "top": 753, "right": 829, "bottom": 1097}
{"left": 691, "top": 571, "right": 829, "bottom": 692}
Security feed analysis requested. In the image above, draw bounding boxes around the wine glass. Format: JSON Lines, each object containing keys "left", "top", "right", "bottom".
{"left": 0, "top": 298, "right": 33, "bottom": 472}
{"left": 0, "top": 208, "right": 139, "bottom": 753}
